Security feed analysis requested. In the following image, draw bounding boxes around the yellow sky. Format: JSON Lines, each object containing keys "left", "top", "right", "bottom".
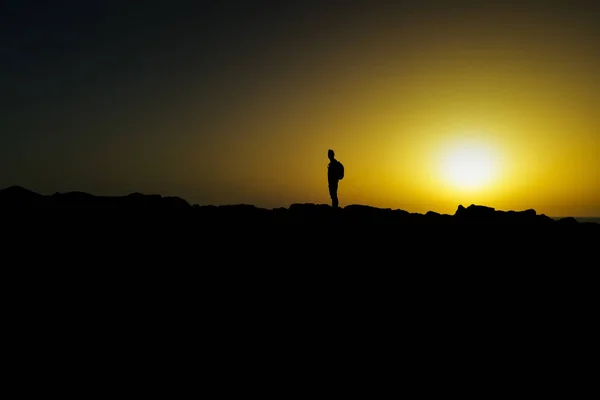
{"left": 5, "top": 4, "right": 597, "bottom": 216}
{"left": 171, "top": 11, "right": 599, "bottom": 216}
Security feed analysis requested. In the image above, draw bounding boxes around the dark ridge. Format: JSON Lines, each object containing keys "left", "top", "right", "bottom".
{"left": 1, "top": 186, "right": 597, "bottom": 228}
{"left": 2, "top": 186, "right": 596, "bottom": 324}
{"left": 0, "top": 185, "right": 42, "bottom": 205}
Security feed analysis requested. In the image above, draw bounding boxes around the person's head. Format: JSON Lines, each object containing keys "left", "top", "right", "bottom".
{"left": 328, "top": 149, "right": 335, "bottom": 160}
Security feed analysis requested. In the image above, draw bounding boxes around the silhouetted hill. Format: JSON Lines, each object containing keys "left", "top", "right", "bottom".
{"left": 0, "top": 186, "right": 191, "bottom": 209}
{"left": 1, "top": 186, "right": 598, "bottom": 230}
{"left": 3, "top": 185, "right": 596, "bottom": 341}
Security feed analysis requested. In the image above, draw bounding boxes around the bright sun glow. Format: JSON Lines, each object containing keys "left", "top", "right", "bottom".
{"left": 441, "top": 140, "right": 499, "bottom": 191}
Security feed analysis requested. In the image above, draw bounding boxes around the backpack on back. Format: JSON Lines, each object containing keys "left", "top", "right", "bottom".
{"left": 337, "top": 161, "right": 344, "bottom": 180}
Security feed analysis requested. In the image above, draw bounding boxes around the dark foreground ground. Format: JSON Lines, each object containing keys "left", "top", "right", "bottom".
{"left": 2, "top": 185, "right": 596, "bottom": 386}
{"left": 2, "top": 185, "right": 597, "bottom": 258}
{"left": 2, "top": 185, "right": 598, "bottom": 226}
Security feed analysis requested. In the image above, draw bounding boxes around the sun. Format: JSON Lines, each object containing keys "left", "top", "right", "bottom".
{"left": 440, "top": 140, "right": 499, "bottom": 191}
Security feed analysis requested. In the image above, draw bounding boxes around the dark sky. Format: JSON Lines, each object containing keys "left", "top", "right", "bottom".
{"left": 2, "top": 1, "right": 599, "bottom": 214}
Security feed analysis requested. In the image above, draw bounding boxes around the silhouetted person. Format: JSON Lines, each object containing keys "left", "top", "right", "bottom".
{"left": 327, "top": 149, "right": 344, "bottom": 208}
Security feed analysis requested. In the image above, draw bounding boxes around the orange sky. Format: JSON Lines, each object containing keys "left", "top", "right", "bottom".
{"left": 2, "top": 2, "right": 599, "bottom": 216}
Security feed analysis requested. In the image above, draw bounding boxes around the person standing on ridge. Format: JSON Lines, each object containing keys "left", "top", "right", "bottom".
{"left": 327, "top": 149, "right": 344, "bottom": 209}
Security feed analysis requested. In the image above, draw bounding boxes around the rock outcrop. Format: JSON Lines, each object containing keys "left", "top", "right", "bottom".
{"left": 1, "top": 186, "right": 597, "bottom": 230}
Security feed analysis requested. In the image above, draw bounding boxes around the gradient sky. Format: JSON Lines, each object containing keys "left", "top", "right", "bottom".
{"left": 2, "top": 0, "right": 599, "bottom": 216}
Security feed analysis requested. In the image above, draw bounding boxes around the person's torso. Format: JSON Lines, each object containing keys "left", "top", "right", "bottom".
{"left": 328, "top": 160, "right": 339, "bottom": 183}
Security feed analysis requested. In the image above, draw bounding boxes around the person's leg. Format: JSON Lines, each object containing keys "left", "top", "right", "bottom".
{"left": 329, "top": 184, "right": 338, "bottom": 208}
